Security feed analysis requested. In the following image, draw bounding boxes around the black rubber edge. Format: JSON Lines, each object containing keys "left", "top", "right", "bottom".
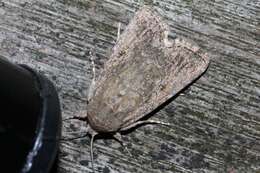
{"left": 19, "top": 65, "right": 61, "bottom": 173}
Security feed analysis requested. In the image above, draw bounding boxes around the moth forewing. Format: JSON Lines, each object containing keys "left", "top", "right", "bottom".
{"left": 87, "top": 6, "right": 209, "bottom": 133}
{"left": 120, "top": 39, "right": 210, "bottom": 128}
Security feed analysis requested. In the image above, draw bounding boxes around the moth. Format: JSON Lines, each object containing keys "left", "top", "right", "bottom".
{"left": 71, "top": 6, "right": 209, "bottom": 172}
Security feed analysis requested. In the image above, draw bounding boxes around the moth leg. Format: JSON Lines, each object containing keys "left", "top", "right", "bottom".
{"left": 63, "top": 110, "right": 87, "bottom": 121}
{"left": 63, "top": 116, "right": 87, "bottom": 121}
{"left": 90, "top": 133, "right": 97, "bottom": 173}
{"left": 121, "top": 120, "right": 170, "bottom": 132}
{"left": 113, "top": 132, "right": 132, "bottom": 157}
{"left": 116, "top": 22, "right": 121, "bottom": 42}
{"left": 87, "top": 50, "right": 96, "bottom": 102}
{"left": 61, "top": 132, "right": 88, "bottom": 141}
{"left": 163, "top": 30, "right": 173, "bottom": 47}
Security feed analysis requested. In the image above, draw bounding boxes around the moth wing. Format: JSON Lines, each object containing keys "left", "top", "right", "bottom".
{"left": 89, "top": 6, "right": 209, "bottom": 131}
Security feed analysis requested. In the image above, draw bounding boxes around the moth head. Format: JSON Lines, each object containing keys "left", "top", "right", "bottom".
{"left": 87, "top": 99, "right": 122, "bottom": 133}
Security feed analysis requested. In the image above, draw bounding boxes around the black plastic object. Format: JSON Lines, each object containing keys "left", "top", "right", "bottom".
{"left": 0, "top": 57, "right": 61, "bottom": 173}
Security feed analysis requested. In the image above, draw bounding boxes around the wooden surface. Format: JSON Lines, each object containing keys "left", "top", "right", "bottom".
{"left": 0, "top": 0, "right": 259, "bottom": 173}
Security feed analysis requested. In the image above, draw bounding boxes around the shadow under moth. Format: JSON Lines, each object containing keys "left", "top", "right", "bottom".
{"left": 70, "top": 5, "right": 209, "bottom": 172}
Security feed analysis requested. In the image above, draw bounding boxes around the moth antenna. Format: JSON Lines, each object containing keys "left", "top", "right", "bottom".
{"left": 116, "top": 22, "right": 121, "bottom": 42}
{"left": 88, "top": 50, "right": 96, "bottom": 101}
{"left": 90, "top": 133, "right": 97, "bottom": 173}
{"left": 90, "top": 51, "right": 96, "bottom": 82}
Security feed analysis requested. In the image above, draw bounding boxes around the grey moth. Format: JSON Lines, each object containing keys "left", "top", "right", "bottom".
{"left": 72, "top": 6, "right": 209, "bottom": 172}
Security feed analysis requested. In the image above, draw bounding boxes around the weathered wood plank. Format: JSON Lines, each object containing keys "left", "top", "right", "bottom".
{"left": 0, "top": 0, "right": 259, "bottom": 173}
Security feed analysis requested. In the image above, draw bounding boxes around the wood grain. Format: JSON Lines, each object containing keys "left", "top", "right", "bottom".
{"left": 0, "top": 0, "right": 259, "bottom": 173}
